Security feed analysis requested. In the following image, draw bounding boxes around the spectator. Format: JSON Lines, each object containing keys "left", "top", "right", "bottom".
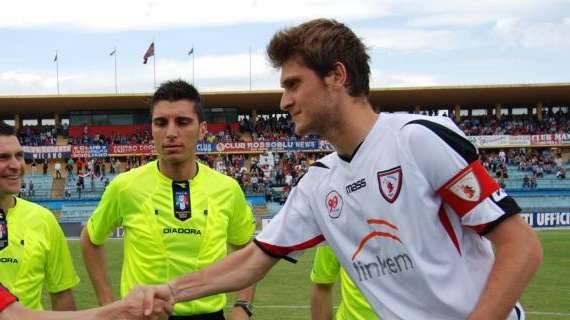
{"left": 66, "top": 158, "right": 75, "bottom": 181}
{"left": 64, "top": 184, "right": 71, "bottom": 199}
{"left": 42, "top": 160, "right": 48, "bottom": 175}
{"left": 19, "top": 181, "right": 26, "bottom": 198}
{"left": 522, "top": 175, "right": 530, "bottom": 188}
{"left": 530, "top": 174, "right": 538, "bottom": 188}
{"left": 54, "top": 161, "right": 62, "bottom": 179}
{"left": 27, "top": 180, "right": 34, "bottom": 197}
{"left": 556, "top": 167, "right": 567, "bottom": 179}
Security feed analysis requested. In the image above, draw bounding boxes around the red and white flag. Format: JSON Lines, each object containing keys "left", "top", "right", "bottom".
{"left": 143, "top": 42, "right": 155, "bottom": 64}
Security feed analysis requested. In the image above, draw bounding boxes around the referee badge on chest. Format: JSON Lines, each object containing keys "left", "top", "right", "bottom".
{"left": 377, "top": 166, "right": 403, "bottom": 204}
{"left": 172, "top": 181, "right": 191, "bottom": 221}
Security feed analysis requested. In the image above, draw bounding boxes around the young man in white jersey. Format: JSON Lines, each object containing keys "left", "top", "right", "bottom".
{"left": 134, "top": 19, "right": 542, "bottom": 320}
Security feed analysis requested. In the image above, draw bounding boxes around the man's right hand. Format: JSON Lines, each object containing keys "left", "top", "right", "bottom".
{"left": 128, "top": 284, "right": 176, "bottom": 318}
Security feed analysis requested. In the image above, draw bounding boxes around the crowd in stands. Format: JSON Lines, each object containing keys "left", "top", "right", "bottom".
{"left": 457, "top": 109, "right": 570, "bottom": 136}
{"left": 16, "top": 110, "right": 570, "bottom": 149}
{"left": 17, "top": 125, "right": 61, "bottom": 146}
{"left": 68, "top": 126, "right": 153, "bottom": 146}
{"left": 16, "top": 109, "right": 570, "bottom": 200}
{"left": 197, "top": 151, "right": 328, "bottom": 202}
{"left": 482, "top": 148, "right": 567, "bottom": 189}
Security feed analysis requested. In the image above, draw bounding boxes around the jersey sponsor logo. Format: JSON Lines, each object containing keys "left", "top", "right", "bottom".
{"left": 163, "top": 227, "right": 202, "bottom": 235}
{"left": 377, "top": 166, "right": 403, "bottom": 203}
{"left": 325, "top": 190, "right": 343, "bottom": 219}
{"left": 352, "top": 219, "right": 402, "bottom": 261}
{"left": 448, "top": 170, "right": 481, "bottom": 202}
{"left": 352, "top": 252, "right": 415, "bottom": 282}
{"left": 0, "top": 257, "right": 18, "bottom": 264}
{"left": 345, "top": 178, "right": 366, "bottom": 194}
{"left": 351, "top": 219, "right": 414, "bottom": 281}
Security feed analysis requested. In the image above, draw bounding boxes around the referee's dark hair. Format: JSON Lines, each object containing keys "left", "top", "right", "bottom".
{"left": 0, "top": 121, "right": 16, "bottom": 137}
{"left": 149, "top": 79, "right": 206, "bottom": 122}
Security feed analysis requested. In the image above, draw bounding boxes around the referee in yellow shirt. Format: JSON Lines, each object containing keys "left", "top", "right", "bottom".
{"left": 0, "top": 121, "right": 79, "bottom": 311}
{"left": 311, "top": 245, "right": 378, "bottom": 320}
{"left": 81, "top": 80, "right": 256, "bottom": 320}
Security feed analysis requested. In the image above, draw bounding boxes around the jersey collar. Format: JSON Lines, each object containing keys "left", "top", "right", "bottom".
{"left": 336, "top": 114, "right": 385, "bottom": 166}
{"left": 155, "top": 161, "right": 203, "bottom": 185}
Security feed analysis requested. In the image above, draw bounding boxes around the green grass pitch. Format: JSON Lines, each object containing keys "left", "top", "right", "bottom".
{"left": 42, "top": 230, "right": 570, "bottom": 319}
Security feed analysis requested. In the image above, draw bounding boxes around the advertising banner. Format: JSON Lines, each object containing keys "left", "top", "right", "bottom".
{"left": 23, "top": 145, "right": 71, "bottom": 160}
{"left": 530, "top": 134, "right": 561, "bottom": 145}
{"left": 507, "top": 135, "right": 531, "bottom": 146}
{"left": 215, "top": 140, "right": 320, "bottom": 153}
{"left": 71, "top": 145, "right": 108, "bottom": 158}
{"left": 109, "top": 144, "right": 156, "bottom": 155}
{"left": 520, "top": 211, "right": 570, "bottom": 229}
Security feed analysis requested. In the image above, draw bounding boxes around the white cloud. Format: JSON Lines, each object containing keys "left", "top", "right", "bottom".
{"left": 359, "top": 27, "right": 471, "bottom": 51}
{"left": 371, "top": 70, "right": 440, "bottom": 87}
{"left": 0, "top": 52, "right": 281, "bottom": 95}
{"left": 0, "top": 0, "right": 389, "bottom": 31}
{"left": 493, "top": 17, "right": 570, "bottom": 48}
{"left": 406, "top": 13, "right": 496, "bottom": 28}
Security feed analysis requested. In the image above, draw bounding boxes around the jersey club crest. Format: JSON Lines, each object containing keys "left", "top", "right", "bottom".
{"left": 448, "top": 170, "right": 481, "bottom": 202}
{"left": 377, "top": 166, "right": 403, "bottom": 203}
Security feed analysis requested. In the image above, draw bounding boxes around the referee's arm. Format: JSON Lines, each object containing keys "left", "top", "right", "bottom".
{"left": 80, "top": 228, "right": 115, "bottom": 306}
{"left": 229, "top": 243, "right": 257, "bottom": 319}
{"left": 311, "top": 283, "right": 334, "bottom": 320}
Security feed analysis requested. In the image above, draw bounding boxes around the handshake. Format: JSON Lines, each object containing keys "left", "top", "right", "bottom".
{"left": 104, "top": 284, "right": 175, "bottom": 320}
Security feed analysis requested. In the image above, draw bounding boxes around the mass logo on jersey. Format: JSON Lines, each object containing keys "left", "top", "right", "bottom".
{"left": 448, "top": 170, "right": 481, "bottom": 202}
{"left": 377, "top": 166, "right": 403, "bottom": 203}
{"left": 325, "top": 190, "right": 343, "bottom": 219}
{"left": 172, "top": 181, "right": 191, "bottom": 221}
{"left": 352, "top": 219, "right": 403, "bottom": 261}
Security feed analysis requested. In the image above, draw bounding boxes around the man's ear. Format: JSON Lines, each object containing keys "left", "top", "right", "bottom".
{"left": 327, "top": 62, "right": 348, "bottom": 90}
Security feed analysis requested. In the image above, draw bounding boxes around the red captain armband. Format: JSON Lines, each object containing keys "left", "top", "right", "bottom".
{"left": 437, "top": 160, "right": 500, "bottom": 217}
{"left": 0, "top": 284, "right": 17, "bottom": 312}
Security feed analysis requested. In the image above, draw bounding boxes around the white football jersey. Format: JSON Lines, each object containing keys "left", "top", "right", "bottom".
{"left": 256, "top": 113, "right": 524, "bottom": 320}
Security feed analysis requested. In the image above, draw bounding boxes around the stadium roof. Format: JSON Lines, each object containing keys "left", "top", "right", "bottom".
{"left": 1, "top": 83, "right": 569, "bottom": 117}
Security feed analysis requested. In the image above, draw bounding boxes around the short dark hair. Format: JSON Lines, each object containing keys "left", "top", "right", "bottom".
{"left": 149, "top": 79, "right": 205, "bottom": 122}
{"left": 267, "top": 18, "right": 370, "bottom": 97}
{"left": 0, "top": 121, "right": 16, "bottom": 136}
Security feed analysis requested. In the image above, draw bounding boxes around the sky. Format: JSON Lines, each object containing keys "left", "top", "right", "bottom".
{"left": 0, "top": 0, "right": 569, "bottom": 96}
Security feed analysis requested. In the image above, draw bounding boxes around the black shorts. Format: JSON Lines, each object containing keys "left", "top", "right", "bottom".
{"left": 169, "top": 310, "right": 225, "bottom": 320}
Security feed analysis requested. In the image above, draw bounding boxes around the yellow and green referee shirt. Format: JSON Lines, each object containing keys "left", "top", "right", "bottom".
{"left": 0, "top": 197, "right": 79, "bottom": 310}
{"left": 311, "top": 245, "right": 378, "bottom": 320}
{"left": 86, "top": 161, "right": 256, "bottom": 316}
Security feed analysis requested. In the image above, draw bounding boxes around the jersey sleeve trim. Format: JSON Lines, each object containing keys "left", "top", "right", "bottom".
{"left": 472, "top": 194, "right": 521, "bottom": 235}
{"left": 438, "top": 206, "right": 462, "bottom": 255}
{"left": 311, "top": 161, "right": 330, "bottom": 169}
{"left": 254, "top": 234, "right": 325, "bottom": 263}
{"left": 437, "top": 160, "right": 500, "bottom": 217}
{"left": 404, "top": 119, "right": 478, "bottom": 163}
{"left": 0, "top": 284, "right": 17, "bottom": 312}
